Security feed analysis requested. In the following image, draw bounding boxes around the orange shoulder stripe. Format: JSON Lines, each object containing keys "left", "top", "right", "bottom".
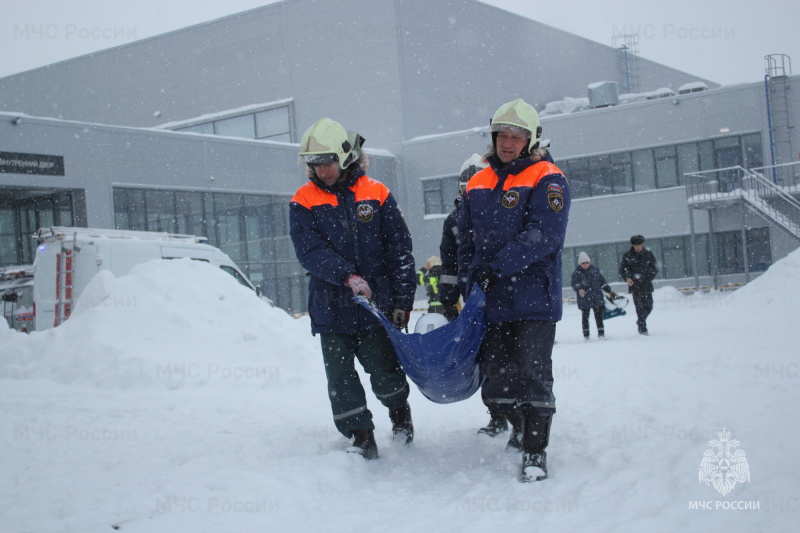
{"left": 465, "top": 167, "right": 497, "bottom": 192}
{"left": 352, "top": 176, "right": 390, "bottom": 204}
{"left": 291, "top": 182, "right": 338, "bottom": 209}
{"left": 505, "top": 162, "right": 565, "bottom": 190}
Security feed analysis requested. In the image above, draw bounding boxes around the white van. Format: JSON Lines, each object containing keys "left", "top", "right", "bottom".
{"left": 1, "top": 265, "right": 35, "bottom": 332}
{"left": 32, "top": 226, "right": 259, "bottom": 331}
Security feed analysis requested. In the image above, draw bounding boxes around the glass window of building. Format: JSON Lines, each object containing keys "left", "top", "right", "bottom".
{"left": 632, "top": 149, "right": 656, "bottom": 191}
{"left": 746, "top": 227, "right": 772, "bottom": 271}
{"left": 559, "top": 133, "right": 762, "bottom": 198}
{"left": 171, "top": 104, "right": 294, "bottom": 143}
{"left": 214, "top": 115, "right": 256, "bottom": 139}
{"left": 144, "top": 189, "right": 177, "bottom": 233}
{"left": 654, "top": 146, "right": 679, "bottom": 188}
{"left": 590, "top": 155, "right": 613, "bottom": 196}
{"left": 422, "top": 176, "right": 456, "bottom": 215}
{"left": 609, "top": 152, "right": 634, "bottom": 193}
{"left": 660, "top": 236, "right": 688, "bottom": 279}
{"left": 174, "top": 191, "right": 206, "bottom": 237}
{"left": 112, "top": 186, "right": 300, "bottom": 312}
{"left": 255, "top": 108, "right": 291, "bottom": 142}
{"left": 742, "top": 133, "right": 764, "bottom": 169}
{"left": 178, "top": 122, "right": 214, "bottom": 135}
{"left": 0, "top": 208, "right": 17, "bottom": 265}
{"left": 698, "top": 140, "right": 715, "bottom": 171}
{"left": 677, "top": 142, "right": 700, "bottom": 177}
{"left": 565, "top": 159, "right": 592, "bottom": 198}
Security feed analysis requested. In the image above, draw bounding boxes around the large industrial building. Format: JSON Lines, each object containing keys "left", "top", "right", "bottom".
{"left": 2, "top": 0, "right": 798, "bottom": 313}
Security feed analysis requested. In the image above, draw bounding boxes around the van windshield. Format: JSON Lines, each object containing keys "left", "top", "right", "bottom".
{"left": 219, "top": 265, "right": 255, "bottom": 291}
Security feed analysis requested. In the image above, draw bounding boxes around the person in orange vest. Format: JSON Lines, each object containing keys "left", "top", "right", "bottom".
{"left": 458, "top": 99, "right": 571, "bottom": 482}
{"left": 289, "top": 118, "right": 416, "bottom": 460}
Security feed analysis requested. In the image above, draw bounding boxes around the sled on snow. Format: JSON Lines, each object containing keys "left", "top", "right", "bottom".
{"left": 603, "top": 293, "right": 629, "bottom": 320}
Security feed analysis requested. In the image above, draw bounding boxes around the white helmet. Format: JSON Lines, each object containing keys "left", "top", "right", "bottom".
{"left": 299, "top": 118, "right": 363, "bottom": 170}
{"left": 414, "top": 313, "right": 450, "bottom": 334}
{"left": 489, "top": 98, "right": 542, "bottom": 154}
{"left": 458, "top": 153, "right": 487, "bottom": 197}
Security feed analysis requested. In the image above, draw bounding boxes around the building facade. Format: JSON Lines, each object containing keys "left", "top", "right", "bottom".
{"left": 2, "top": 0, "right": 797, "bottom": 313}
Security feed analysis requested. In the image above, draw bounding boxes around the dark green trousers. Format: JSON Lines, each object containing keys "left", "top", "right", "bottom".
{"left": 320, "top": 328, "right": 410, "bottom": 438}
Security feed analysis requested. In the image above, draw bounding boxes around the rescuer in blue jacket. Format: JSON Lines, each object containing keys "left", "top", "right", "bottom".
{"left": 289, "top": 118, "right": 416, "bottom": 460}
{"left": 458, "top": 99, "right": 571, "bottom": 483}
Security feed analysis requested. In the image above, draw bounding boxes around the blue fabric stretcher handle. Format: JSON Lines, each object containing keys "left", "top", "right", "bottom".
{"left": 355, "top": 285, "right": 487, "bottom": 404}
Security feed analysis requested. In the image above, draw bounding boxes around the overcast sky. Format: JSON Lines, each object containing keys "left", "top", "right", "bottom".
{"left": 2, "top": 0, "right": 799, "bottom": 86}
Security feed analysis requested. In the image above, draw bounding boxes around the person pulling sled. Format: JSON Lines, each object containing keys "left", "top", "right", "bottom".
{"left": 571, "top": 251, "right": 619, "bottom": 340}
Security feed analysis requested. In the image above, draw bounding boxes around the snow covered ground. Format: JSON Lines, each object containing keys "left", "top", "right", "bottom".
{"left": 1, "top": 253, "right": 798, "bottom": 532}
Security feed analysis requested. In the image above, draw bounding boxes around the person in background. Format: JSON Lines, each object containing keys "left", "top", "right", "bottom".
{"left": 619, "top": 234, "right": 658, "bottom": 335}
{"left": 458, "top": 98, "right": 571, "bottom": 482}
{"left": 416, "top": 255, "right": 445, "bottom": 316}
{"left": 438, "top": 154, "right": 487, "bottom": 323}
{"left": 571, "top": 251, "right": 617, "bottom": 340}
{"left": 289, "top": 118, "right": 416, "bottom": 460}
{"left": 440, "top": 154, "right": 510, "bottom": 436}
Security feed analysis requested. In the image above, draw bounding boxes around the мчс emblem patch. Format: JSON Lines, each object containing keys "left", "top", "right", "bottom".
{"left": 547, "top": 184, "right": 564, "bottom": 212}
{"left": 502, "top": 190, "right": 520, "bottom": 209}
{"left": 356, "top": 203, "right": 374, "bottom": 222}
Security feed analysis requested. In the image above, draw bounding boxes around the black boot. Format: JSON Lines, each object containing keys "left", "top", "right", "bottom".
{"left": 520, "top": 414, "right": 552, "bottom": 482}
{"left": 521, "top": 451, "right": 548, "bottom": 482}
{"left": 505, "top": 411, "right": 524, "bottom": 452}
{"left": 389, "top": 403, "right": 414, "bottom": 444}
{"left": 348, "top": 430, "right": 379, "bottom": 460}
{"left": 477, "top": 411, "right": 508, "bottom": 437}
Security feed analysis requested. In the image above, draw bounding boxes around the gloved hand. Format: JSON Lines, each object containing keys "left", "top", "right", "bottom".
{"left": 392, "top": 308, "right": 410, "bottom": 331}
{"left": 442, "top": 305, "right": 459, "bottom": 322}
{"left": 345, "top": 274, "right": 372, "bottom": 298}
{"left": 476, "top": 268, "right": 499, "bottom": 294}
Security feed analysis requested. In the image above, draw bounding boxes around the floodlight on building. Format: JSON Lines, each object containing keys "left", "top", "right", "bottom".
{"left": 12, "top": 117, "right": 23, "bottom": 125}
{"left": 720, "top": 127, "right": 731, "bottom": 133}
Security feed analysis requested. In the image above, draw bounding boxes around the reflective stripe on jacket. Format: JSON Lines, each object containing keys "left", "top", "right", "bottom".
{"left": 290, "top": 170, "right": 415, "bottom": 334}
{"left": 457, "top": 156, "right": 571, "bottom": 323}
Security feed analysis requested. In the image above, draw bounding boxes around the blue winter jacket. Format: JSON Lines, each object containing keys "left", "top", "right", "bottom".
{"left": 290, "top": 169, "right": 416, "bottom": 334}
{"left": 457, "top": 155, "right": 571, "bottom": 323}
{"left": 438, "top": 203, "right": 460, "bottom": 306}
{"left": 571, "top": 264, "right": 612, "bottom": 310}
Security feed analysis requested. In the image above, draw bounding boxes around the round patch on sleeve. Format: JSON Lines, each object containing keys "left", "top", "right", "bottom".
{"left": 547, "top": 184, "right": 564, "bottom": 212}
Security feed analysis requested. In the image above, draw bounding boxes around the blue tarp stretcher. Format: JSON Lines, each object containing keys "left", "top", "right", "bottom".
{"left": 355, "top": 286, "right": 487, "bottom": 404}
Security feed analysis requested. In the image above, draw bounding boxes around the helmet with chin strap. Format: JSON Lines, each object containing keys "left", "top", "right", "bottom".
{"left": 458, "top": 153, "right": 487, "bottom": 199}
{"left": 299, "top": 118, "right": 364, "bottom": 170}
{"left": 489, "top": 98, "right": 542, "bottom": 156}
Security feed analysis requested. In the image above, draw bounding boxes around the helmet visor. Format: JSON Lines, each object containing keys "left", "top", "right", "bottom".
{"left": 302, "top": 153, "right": 339, "bottom": 165}
{"left": 489, "top": 123, "right": 531, "bottom": 139}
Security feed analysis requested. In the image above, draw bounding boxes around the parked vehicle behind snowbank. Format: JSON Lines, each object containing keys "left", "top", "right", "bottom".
{"left": 32, "top": 227, "right": 258, "bottom": 331}
{"left": 1, "top": 265, "right": 34, "bottom": 332}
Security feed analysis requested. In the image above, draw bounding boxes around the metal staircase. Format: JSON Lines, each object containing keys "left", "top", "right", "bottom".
{"left": 685, "top": 162, "right": 800, "bottom": 242}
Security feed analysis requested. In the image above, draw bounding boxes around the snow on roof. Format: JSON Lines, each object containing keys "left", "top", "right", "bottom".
{"left": 678, "top": 81, "right": 710, "bottom": 93}
{"left": 154, "top": 99, "right": 294, "bottom": 130}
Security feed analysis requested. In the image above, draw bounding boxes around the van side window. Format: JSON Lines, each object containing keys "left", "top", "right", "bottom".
{"left": 220, "top": 265, "right": 254, "bottom": 290}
